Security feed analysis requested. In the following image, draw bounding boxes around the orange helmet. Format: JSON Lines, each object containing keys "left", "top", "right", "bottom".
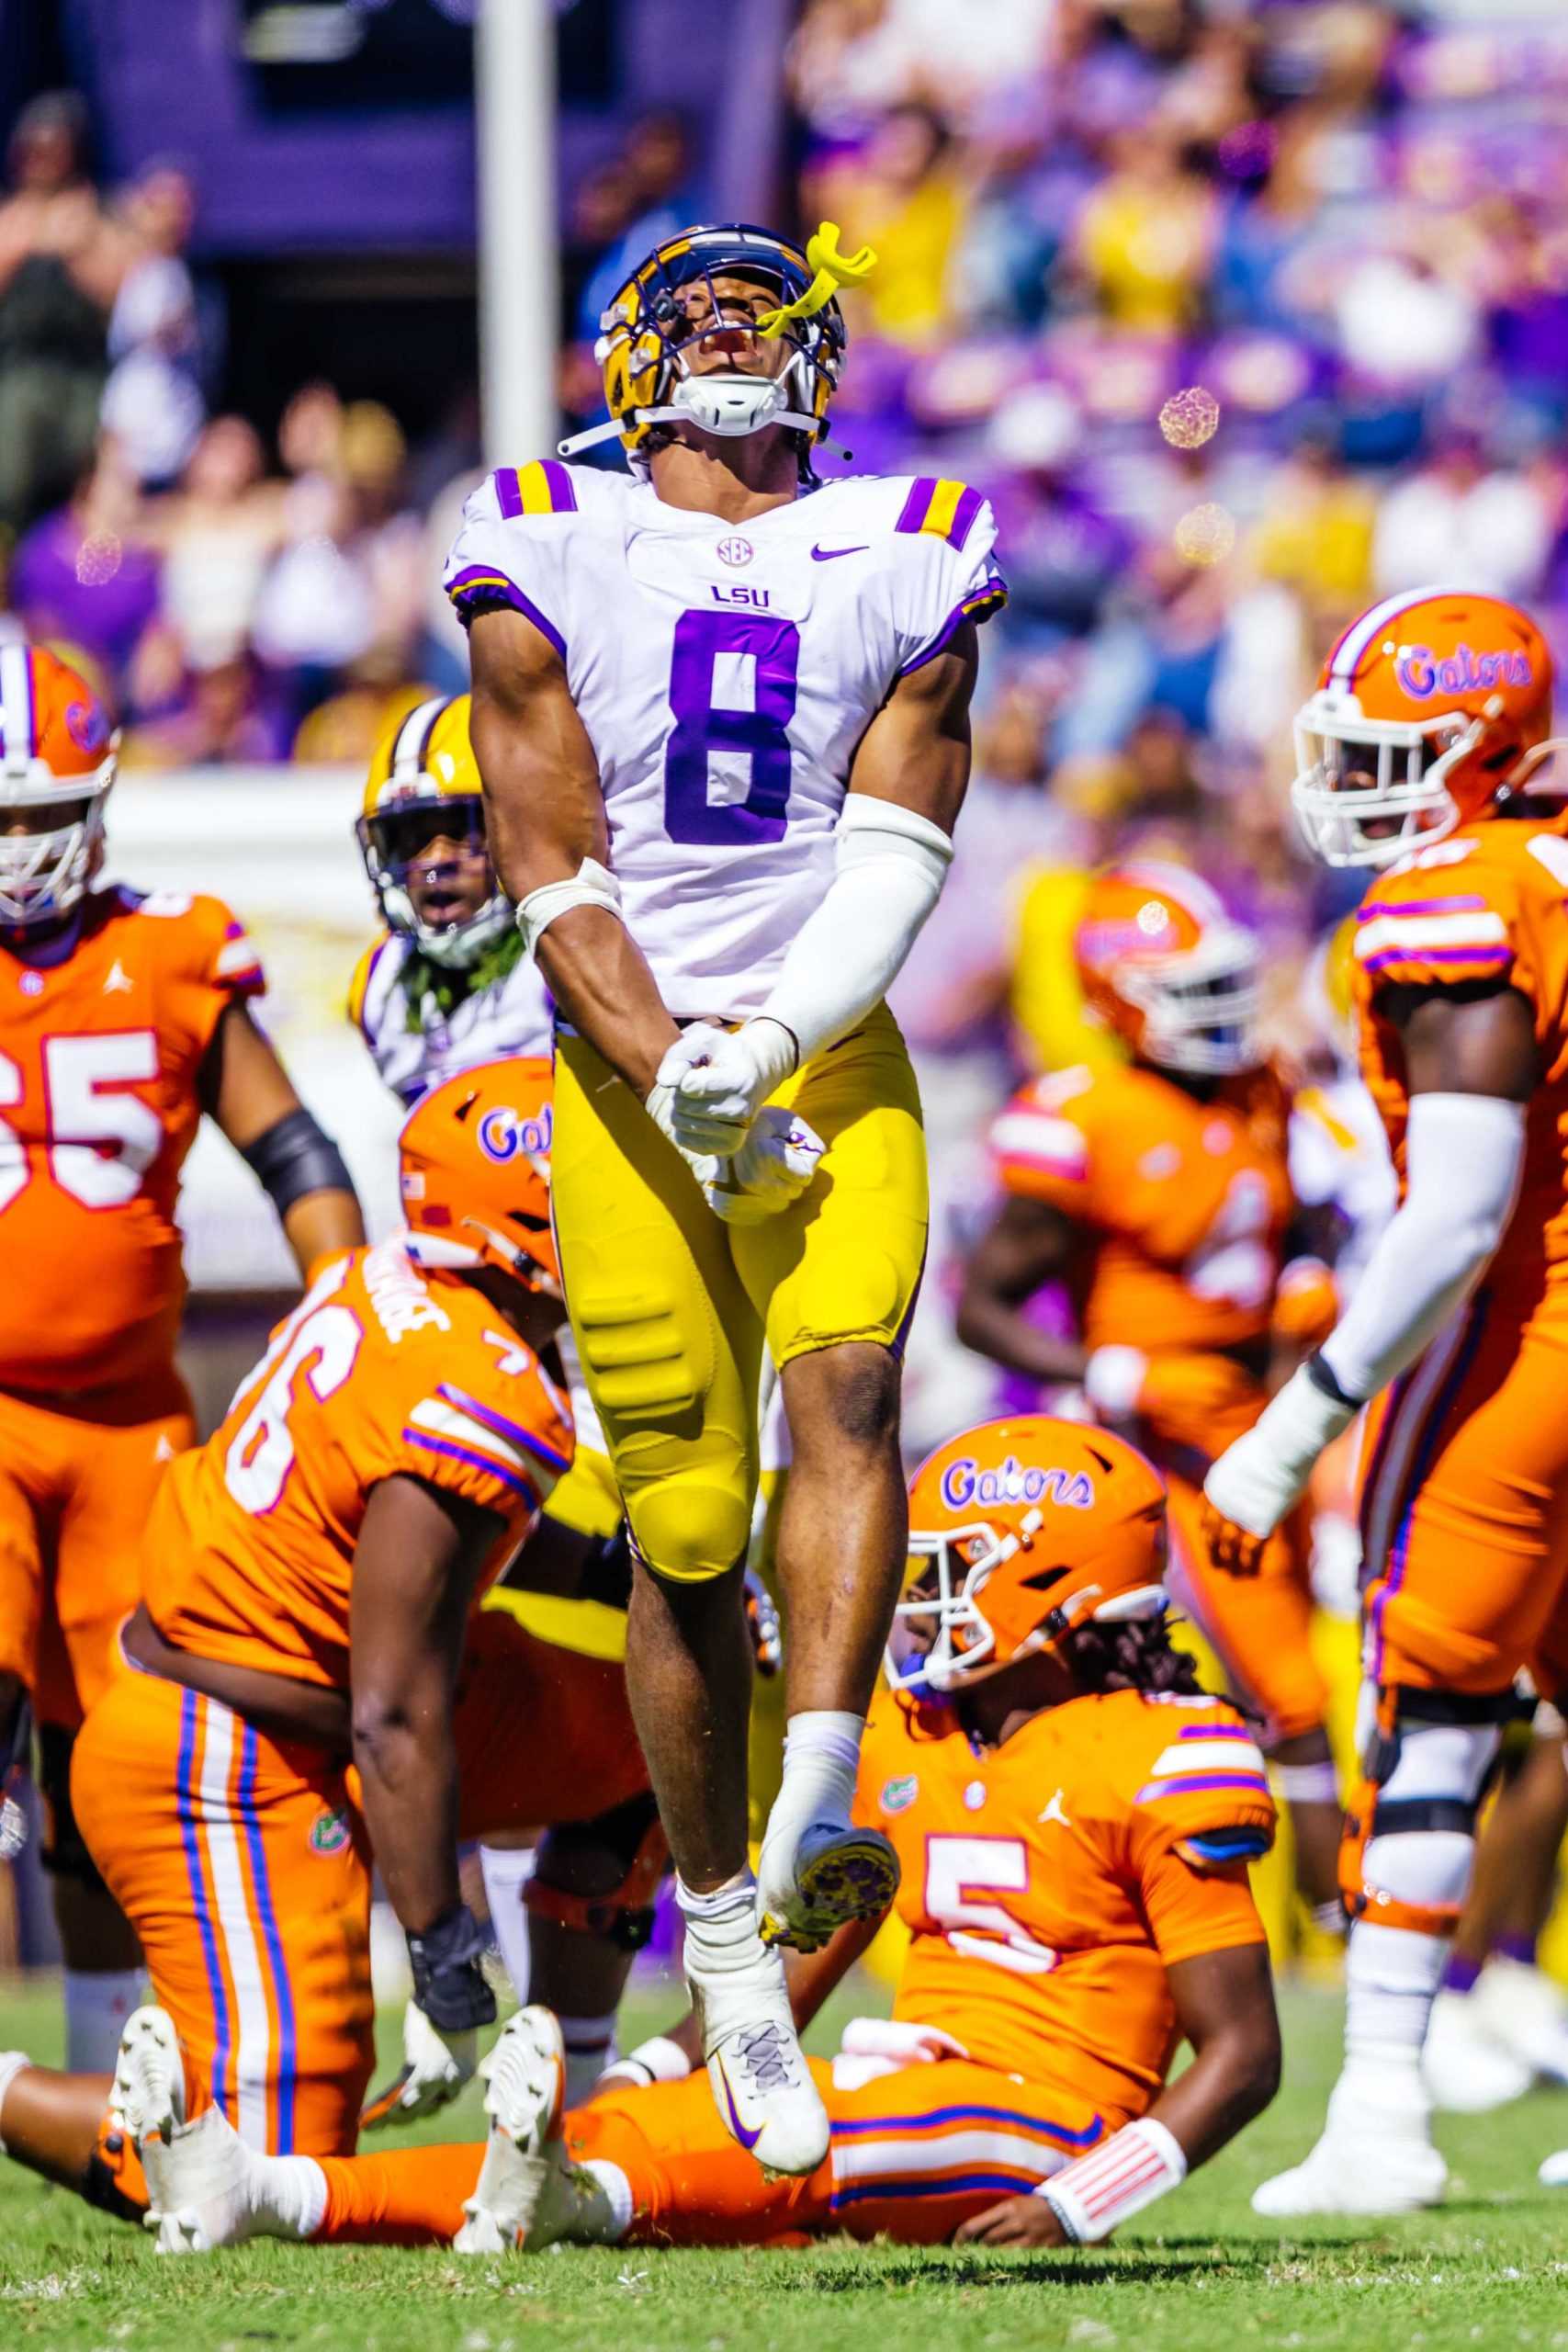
{"left": 399, "top": 1057, "right": 558, "bottom": 1294}
{"left": 0, "top": 643, "right": 118, "bottom": 928}
{"left": 1074, "top": 861, "right": 1262, "bottom": 1077}
{"left": 1292, "top": 587, "right": 1562, "bottom": 867}
{"left": 886, "top": 1417, "right": 1168, "bottom": 1697}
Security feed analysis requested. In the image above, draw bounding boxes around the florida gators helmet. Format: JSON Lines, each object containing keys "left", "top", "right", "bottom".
{"left": 886, "top": 1417, "right": 1168, "bottom": 1697}
{"left": 559, "top": 220, "right": 874, "bottom": 475}
{"left": 358, "top": 694, "right": 510, "bottom": 968}
{"left": 1074, "top": 862, "right": 1263, "bottom": 1078}
{"left": 0, "top": 643, "right": 118, "bottom": 929}
{"left": 1292, "top": 587, "right": 1563, "bottom": 867}
{"left": 400, "top": 1057, "right": 558, "bottom": 1294}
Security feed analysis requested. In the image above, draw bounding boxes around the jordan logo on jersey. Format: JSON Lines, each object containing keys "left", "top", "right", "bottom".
{"left": 103, "top": 959, "right": 132, "bottom": 994}
{"left": 1039, "top": 1789, "right": 1074, "bottom": 1829}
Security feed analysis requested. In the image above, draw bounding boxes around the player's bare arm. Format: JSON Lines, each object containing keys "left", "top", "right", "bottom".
{"left": 956, "top": 1194, "right": 1086, "bottom": 1385}
{"left": 953, "top": 1940, "right": 1280, "bottom": 2249}
{"left": 198, "top": 1001, "right": 364, "bottom": 1280}
{"left": 846, "top": 624, "right": 977, "bottom": 835}
{"left": 468, "top": 605, "right": 680, "bottom": 1100}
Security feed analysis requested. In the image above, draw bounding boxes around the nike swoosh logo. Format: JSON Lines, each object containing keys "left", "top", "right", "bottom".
{"left": 715, "top": 2054, "right": 763, "bottom": 2149}
{"left": 811, "top": 544, "right": 868, "bottom": 561}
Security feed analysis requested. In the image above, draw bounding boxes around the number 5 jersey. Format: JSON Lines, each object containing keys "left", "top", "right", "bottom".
{"left": 443, "top": 460, "right": 1006, "bottom": 1020}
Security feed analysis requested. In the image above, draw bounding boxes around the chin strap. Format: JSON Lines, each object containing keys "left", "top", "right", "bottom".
{"left": 557, "top": 408, "right": 854, "bottom": 463}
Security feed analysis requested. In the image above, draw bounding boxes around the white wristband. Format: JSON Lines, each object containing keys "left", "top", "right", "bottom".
{"left": 515, "top": 857, "right": 624, "bottom": 958}
{"left": 595, "top": 2033, "right": 693, "bottom": 2091}
{"left": 1037, "top": 2116, "right": 1188, "bottom": 2243}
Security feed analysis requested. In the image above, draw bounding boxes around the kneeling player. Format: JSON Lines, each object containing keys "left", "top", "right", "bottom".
{"left": 99, "top": 1418, "right": 1280, "bottom": 2256}
{"left": 0, "top": 1059, "right": 658, "bottom": 2213}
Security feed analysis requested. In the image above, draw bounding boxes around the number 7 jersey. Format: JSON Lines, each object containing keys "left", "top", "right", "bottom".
{"left": 444, "top": 460, "right": 1006, "bottom": 1019}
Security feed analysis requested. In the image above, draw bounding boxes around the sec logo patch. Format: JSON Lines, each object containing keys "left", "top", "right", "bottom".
{"left": 310, "top": 1807, "right": 352, "bottom": 1857}
{"left": 880, "top": 1774, "right": 919, "bottom": 1815}
{"left": 716, "top": 536, "right": 753, "bottom": 567}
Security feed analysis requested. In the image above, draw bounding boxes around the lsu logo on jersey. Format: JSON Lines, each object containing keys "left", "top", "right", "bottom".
{"left": 479, "top": 1102, "right": 553, "bottom": 1166}
{"left": 938, "top": 1454, "right": 1096, "bottom": 1512}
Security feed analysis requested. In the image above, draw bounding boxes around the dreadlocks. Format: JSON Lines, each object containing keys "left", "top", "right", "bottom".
{"left": 1059, "top": 1610, "right": 1205, "bottom": 1699}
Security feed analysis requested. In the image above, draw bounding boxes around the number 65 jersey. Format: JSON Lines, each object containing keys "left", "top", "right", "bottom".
{"left": 444, "top": 461, "right": 1006, "bottom": 1020}
{"left": 141, "top": 1237, "right": 574, "bottom": 1692}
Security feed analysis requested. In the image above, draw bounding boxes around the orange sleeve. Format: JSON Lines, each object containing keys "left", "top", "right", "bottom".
{"left": 1135, "top": 1836, "right": 1269, "bottom": 1966}
{"left": 987, "top": 1082, "right": 1094, "bottom": 1216}
{"left": 153, "top": 892, "right": 267, "bottom": 1061}
{"left": 391, "top": 1357, "right": 574, "bottom": 1529}
{"left": 1121, "top": 1702, "right": 1277, "bottom": 1964}
{"left": 1350, "top": 850, "right": 1520, "bottom": 1001}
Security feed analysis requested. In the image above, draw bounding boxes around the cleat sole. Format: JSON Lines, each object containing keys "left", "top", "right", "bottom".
{"left": 759, "top": 1830, "right": 900, "bottom": 1952}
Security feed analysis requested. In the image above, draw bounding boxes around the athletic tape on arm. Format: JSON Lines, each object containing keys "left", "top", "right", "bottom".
{"left": 515, "top": 858, "right": 624, "bottom": 959}
{"left": 755, "top": 794, "right": 953, "bottom": 1065}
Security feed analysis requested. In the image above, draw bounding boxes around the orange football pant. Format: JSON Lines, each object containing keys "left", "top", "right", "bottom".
{"left": 0, "top": 1372, "right": 192, "bottom": 1726}
{"left": 302, "top": 2059, "right": 1109, "bottom": 2248}
{"left": 1359, "top": 1295, "right": 1568, "bottom": 1696}
{"left": 72, "top": 1610, "right": 649, "bottom": 2154}
{"left": 1164, "top": 1472, "right": 1325, "bottom": 1744}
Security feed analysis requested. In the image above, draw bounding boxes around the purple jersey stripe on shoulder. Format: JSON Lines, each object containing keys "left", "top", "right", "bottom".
{"left": 896, "top": 479, "right": 936, "bottom": 533}
{"left": 539, "top": 458, "right": 578, "bottom": 513}
{"left": 495, "top": 468, "right": 524, "bottom": 518}
{"left": 446, "top": 566, "right": 566, "bottom": 661}
{"left": 948, "top": 483, "right": 982, "bottom": 550}
{"left": 897, "top": 574, "right": 1010, "bottom": 676}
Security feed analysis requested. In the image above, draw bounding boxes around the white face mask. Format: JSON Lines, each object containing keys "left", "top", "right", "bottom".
{"left": 0, "top": 763, "right": 115, "bottom": 928}
{"left": 1290, "top": 687, "right": 1485, "bottom": 868}
{"left": 1115, "top": 922, "right": 1265, "bottom": 1077}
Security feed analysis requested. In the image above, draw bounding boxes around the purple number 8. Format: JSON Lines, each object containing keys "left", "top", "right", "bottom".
{"left": 663, "top": 610, "right": 799, "bottom": 845}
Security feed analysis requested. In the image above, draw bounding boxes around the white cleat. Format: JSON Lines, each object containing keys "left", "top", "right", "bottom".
{"left": 454, "top": 2007, "right": 613, "bottom": 2254}
{"left": 1423, "top": 1987, "right": 1533, "bottom": 2113}
{"left": 686, "top": 1941, "right": 829, "bottom": 2178}
{"left": 1470, "top": 1959, "right": 1568, "bottom": 2086}
{"left": 756, "top": 1819, "right": 899, "bottom": 1954}
{"left": 1539, "top": 2147, "right": 1568, "bottom": 2187}
{"left": 112, "top": 2007, "right": 262, "bottom": 2254}
{"left": 1252, "top": 2075, "right": 1448, "bottom": 2218}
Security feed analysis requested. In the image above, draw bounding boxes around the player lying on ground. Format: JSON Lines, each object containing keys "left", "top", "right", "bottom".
{"left": 0, "top": 642, "right": 364, "bottom": 2072}
{"left": 0, "top": 1058, "right": 662, "bottom": 2217}
{"left": 959, "top": 862, "right": 1345, "bottom": 1933}
{"left": 449, "top": 218, "right": 1007, "bottom": 2172}
{"left": 92, "top": 1417, "right": 1280, "bottom": 2257}
{"left": 1201, "top": 588, "right": 1568, "bottom": 2215}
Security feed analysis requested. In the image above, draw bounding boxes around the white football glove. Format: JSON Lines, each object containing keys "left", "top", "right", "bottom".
{"left": 1202, "top": 1363, "right": 1356, "bottom": 1543}
{"left": 653, "top": 1018, "right": 798, "bottom": 1157}
{"left": 359, "top": 1997, "right": 477, "bottom": 2130}
{"left": 703, "top": 1107, "right": 825, "bottom": 1224}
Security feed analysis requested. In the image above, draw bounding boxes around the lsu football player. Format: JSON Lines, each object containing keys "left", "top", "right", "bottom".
{"left": 0, "top": 1062, "right": 660, "bottom": 2217}
{"left": 442, "top": 220, "right": 1006, "bottom": 2172}
{"left": 350, "top": 694, "right": 551, "bottom": 1105}
{"left": 958, "top": 864, "right": 1345, "bottom": 1934}
{"left": 0, "top": 644, "right": 362, "bottom": 2073}
{"left": 1202, "top": 589, "right": 1568, "bottom": 2214}
{"left": 90, "top": 1419, "right": 1282, "bottom": 2260}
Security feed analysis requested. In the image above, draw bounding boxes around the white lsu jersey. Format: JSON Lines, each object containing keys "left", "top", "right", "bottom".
{"left": 444, "top": 459, "right": 1007, "bottom": 1020}
{"left": 348, "top": 929, "right": 553, "bottom": 1107}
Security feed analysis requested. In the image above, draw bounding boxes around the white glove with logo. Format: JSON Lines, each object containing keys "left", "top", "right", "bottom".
{"left": 651, "top": 1018, "right": 799, "bottom": 1157}
{"left": 1202, "top": 1363, "right": 1356, "bottom": 1543}
{"left": 359, "top": 1997, "right": 477, "bottom": 2130}
{"left": 703, "top": 1107, "right": 825, "bottom": 1224}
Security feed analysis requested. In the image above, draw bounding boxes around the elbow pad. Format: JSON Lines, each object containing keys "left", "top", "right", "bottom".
{"left": 1318, "top": 1091, "right": 1525, "bottom": 1405}
{"left": 241, "top": 1107, "right": 355, "bottom": 1217}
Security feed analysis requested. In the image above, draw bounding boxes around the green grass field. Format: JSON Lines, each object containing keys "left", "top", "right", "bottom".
{"left": 0, "top": 1976, "right": 1565, "bottom": 2351}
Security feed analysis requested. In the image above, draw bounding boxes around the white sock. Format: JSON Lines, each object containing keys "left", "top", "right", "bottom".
{"left": 254, "top": 2150, "right": 328, "bottom": 2239}
{"left": 1341, "top": 1919, "right": 1450, "bottom": 2095}
{"left": 582, "top": 2158, "right": 634, "bottom": 2241}
{"left": 761, "top": 1711, "right": 865, "bottom": 1865}
{"left": 64, "top": 1971, "right": 144, "bottom": 2073}
{"left": 479, "top": 1844, "right": 536, "bottom": 2005}
{"left": 558, "top": 2012, "right": 618, "bottom": 2106}
{"left": 678, "top": 1871, "right": 767, "bottom": 1976}
{"left": 0, "top": 2049, "right": 31, "bottom": 2154}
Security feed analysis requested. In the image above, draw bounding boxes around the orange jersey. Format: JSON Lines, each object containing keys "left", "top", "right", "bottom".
{"left": 854, "top": 1684, "right": 1273, "bottom": 2127}
{"left": 141, "top": 1238, "right": 573, "bottom": 1689}
{"left": 989, "top": 1060, "right": 1293, "bottom": 1449}
{"left": 1352, "top": 817, "right": 1568, "bottom": 1319}
{"left": 0, "top": 886, "right": 263, "bottom": 1393}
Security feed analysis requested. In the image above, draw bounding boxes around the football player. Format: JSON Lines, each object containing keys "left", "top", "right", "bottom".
{"left": 443, "top": 220, "right": 1006, "bottom": 2171}
{"left": 957, "top": 864, "right": 1344, "bottom": 1932}
{"left": 92, "top": 1419, "right": 1282, "bottom": 2259}
{"left": 1202, "top": 589, "right": 1568, "bottom": 2214}
{"left": 0, "top": 643, "right": 363, "bottom": 2072}
{"left": 0, "top": 1061, "right": 657, "bottom": 2216}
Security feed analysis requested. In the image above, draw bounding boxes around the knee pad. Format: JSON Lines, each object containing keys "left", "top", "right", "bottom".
{"left": 525, "top": 1791, "right": 669, "bottom": 1951}
{"left": 626, "top": 1482, "right": 753, "bottom": 1584}
{"left": 36, "top": 1722, "right": 107, "bottom": 1892}
{"left": 1340, "top": 1687, "right": 1509, "bottom": 1935}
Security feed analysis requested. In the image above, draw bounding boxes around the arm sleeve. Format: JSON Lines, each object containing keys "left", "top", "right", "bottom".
{"left": 442, "top": 463, "right": 578, "bottom": 658}
{"left": 886, "top": 479, "right": 1009, "bottom": 675}
{"left": 987, "top": 1088, "right": 1095, "bottom": 1216}
{"left": 1123, "top": 1707, "right": 1276, "bottom": 1964}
